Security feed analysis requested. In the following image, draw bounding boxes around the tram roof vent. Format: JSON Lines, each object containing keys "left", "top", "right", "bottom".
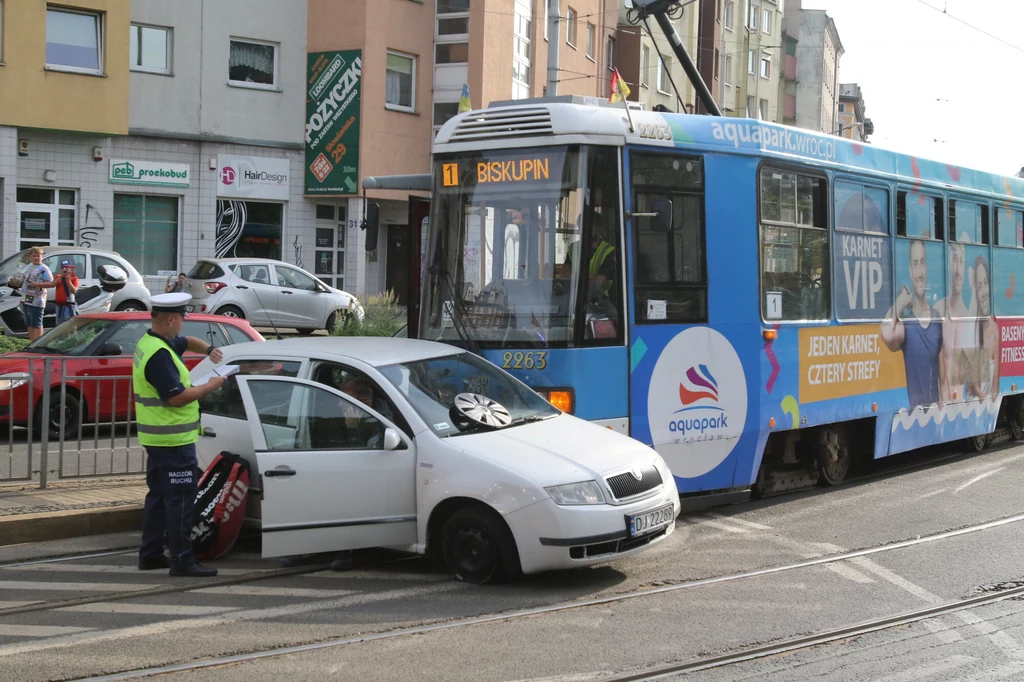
{"left": 450, "top": 106, "right": 553, "bottom": 142}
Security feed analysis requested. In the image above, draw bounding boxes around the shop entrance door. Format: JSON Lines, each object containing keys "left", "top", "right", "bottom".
{"left": 385, "top": 226, "right": 410, "bottom": 305}
{"left": 313, "top": 204, "right": 347, "bottom": 291}
{"left": 16, "top": 187, "right": 77, "bottom": 252}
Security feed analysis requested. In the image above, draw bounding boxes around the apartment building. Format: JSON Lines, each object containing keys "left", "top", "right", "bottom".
{"left": 837, "top": 82, "right": 873, "bottom": 142}
{"left": 613, "top": 3, "right": 700, "bottom": 112}
{"left": 716, "top": 0, "right": 783, "bottom": 121}
{"left": 0, "top": 0, "right": 310, "bottom": 295}
{"left": 783, "top": 0, "right": 843, "bottom": 135}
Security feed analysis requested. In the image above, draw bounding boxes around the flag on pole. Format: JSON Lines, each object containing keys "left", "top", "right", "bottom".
{"left": 458, "top": 84, "right": 472, "bottom": 113}
{"left": 609, "top": 68, "right": 631, "bottom": 103}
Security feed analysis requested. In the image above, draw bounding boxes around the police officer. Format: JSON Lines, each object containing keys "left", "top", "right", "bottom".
{"left": 135, "top": 293, "right": 226, "bottom": 577}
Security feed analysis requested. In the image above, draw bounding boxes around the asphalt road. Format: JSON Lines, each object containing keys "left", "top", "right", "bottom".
{"left": 2, "top": 440, "right": 1024, "bottom": 681}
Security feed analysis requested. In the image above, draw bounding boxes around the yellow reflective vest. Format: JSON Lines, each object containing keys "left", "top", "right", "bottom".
{"left": 132, "top": 333, "right": 200, "bottom": 447}
{"left": 589, "top": 240, "right": 615, "bottom": 295}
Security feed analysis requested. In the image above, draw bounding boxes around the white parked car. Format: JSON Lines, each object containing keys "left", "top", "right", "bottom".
{"left": 191, "top": 338, "right": 679, "bottom": 583}
{"left": 184, "top": 258, "right": 363, "bottom": 334}
{"left": 0, "top": 247, "right": 151, "bottom": 311}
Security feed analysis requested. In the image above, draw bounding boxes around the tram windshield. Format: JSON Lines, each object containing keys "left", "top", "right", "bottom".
{"left": 421, "top": 145, "right": 622, "bottom": 348}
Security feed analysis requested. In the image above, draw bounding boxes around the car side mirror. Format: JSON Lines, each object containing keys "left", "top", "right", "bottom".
{"left": 98, "top": 342, "right": 123, "bottom": 357}
{"left": 383, "top": 427, "right": 403, "bottom": 451}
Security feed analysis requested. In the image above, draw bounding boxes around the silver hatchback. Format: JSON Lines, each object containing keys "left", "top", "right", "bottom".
{"left": 184, "top": 258, "right": 363, "bottom": 334}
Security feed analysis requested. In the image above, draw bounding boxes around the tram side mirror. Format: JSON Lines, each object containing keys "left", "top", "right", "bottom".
{"left": 651, "top": 198, "right": 673, "bottom": 233}
{"left": 364, "top": 202, "right": 380, "bottom": 252}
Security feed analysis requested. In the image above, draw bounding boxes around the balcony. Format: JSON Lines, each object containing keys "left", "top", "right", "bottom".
{"left": 784, "top": 55, "right": 797, "bottom": 81}
{"left": 784, "top": 94, "right": 796, "bottom": 120}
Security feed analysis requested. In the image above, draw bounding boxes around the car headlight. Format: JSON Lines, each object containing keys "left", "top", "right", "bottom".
{"left": 545, "top": 480, "right": 606, "bottom": 505}
{"left": 0, "top": 373, "right": 30, "bottom": 391}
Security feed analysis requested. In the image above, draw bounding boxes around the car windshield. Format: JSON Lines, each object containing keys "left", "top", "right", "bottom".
{"left": 378, "top": 352, "right": 558, "bottom": 437}
{"left": 0, "top": 250, "right": 31, "bottom": 283}
{"left": 28, "top": 318, "right": 116, "bottom": 355}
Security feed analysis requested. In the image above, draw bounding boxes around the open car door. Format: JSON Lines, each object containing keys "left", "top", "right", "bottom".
{"left": 234, "top": 375, "right": 417, "bottom": 558}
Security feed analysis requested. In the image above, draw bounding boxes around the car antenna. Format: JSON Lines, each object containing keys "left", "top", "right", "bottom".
{"left": 245, "top": 270, "right": 284, "bottom": 341}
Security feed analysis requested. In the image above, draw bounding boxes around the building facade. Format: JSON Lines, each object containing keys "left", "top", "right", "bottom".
{"left": 1, "top": 0, "right": 314, "bottom": 297}
{"left": 717, "top": 0, "right": 783, "bottom": 121}
{"left": 837, "top": 82, "right": 873, "bottom": 142}
{"left": 783, "top": 0, "right": 843, "bottom": 135}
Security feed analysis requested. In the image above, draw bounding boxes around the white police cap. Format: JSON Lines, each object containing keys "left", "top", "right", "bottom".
{"left": 150, "top": 292, "right": 192, "bottom": 314}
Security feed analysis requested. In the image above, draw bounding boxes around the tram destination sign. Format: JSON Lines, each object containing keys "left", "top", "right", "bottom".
{"left": 440, "top": 149, "right": 566, "bottom": 190}
{"left": 305, "top": 49, "right": 361, "bottom": 195}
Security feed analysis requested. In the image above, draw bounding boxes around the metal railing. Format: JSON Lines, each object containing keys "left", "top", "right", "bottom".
{"left": 2, "top": 355, "right": 146, "bottom": 488}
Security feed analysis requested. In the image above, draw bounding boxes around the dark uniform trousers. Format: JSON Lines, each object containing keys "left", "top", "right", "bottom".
{"left": 140, "top": 443, "right": 199, "bottom": 568}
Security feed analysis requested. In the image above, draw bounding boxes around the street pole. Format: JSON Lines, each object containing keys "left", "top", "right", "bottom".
{"left": 547, "top": 0, "right": 560, "bottom": 96}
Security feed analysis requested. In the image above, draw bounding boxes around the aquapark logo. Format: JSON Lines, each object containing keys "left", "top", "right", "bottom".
{"left": 647, "top": 327, "right": 748, "bottom": 479}
{"left": 670, "top": 365, "right": 728, "bottom": 436}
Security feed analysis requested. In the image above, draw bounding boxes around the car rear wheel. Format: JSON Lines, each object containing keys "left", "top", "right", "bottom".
{"left": 441, "top": 507, "right": 521, "bottom": 584}
{"left": 217, "top": 305, "right": 245, "bottom": 319}
{"left": 33, "top": 390, "right": 82, "bottom": 440}
{"left": 115, "top": 301, "right": 145, "bottom": 312}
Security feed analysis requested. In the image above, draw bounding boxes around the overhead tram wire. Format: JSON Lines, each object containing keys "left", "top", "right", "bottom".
{"left": 913, "top": 0, "right": 1024, "bottom": 54}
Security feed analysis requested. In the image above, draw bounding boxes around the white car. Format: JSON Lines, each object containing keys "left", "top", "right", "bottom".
{"left": 191, "top": 338, "right": 679, "bottom": 583}
{"left": 184, "top": 258, "right": 362, "bottom": 334}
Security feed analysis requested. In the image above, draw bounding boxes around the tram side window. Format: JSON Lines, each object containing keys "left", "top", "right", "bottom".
{"left": 949, "top": 199, "right": 988, "bottom": 244}
{"left": 833, "top": 181, "right": 893, "bottom": 321}
{"left": 630, "top": 152, "right": 707, "bottom": 324}
{"left": 996, "top": 207, "right": 1024, "bottom": 247}
{"left": 896, "top": 191, "right": 944, "bottom": 239}
{"left": 759, "top": 167, "right": 829, "bottom": 321}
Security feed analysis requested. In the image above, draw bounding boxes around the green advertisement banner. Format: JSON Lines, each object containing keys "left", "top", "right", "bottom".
{"left": 305, "top": 50, "right": 362, "bottom": 195}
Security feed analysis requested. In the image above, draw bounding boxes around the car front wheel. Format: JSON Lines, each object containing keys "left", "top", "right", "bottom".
{"left": 34, "top": 390, "right": 82, "bottom": 440}
{"left": 441, "top": 507, "right": 521, "bottom": 584}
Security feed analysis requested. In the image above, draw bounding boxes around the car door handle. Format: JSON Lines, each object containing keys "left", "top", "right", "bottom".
{"left": 236, "top": 285, "right": 248, "bottom": 290}
{"left": 264, "top": 466, "right": 296, "bottom": 477}
{"left": 200, "top": 428, "right": 217, "bottom": 438}
{"left": 281, "top": 290, "right": 293, "bottom": 294}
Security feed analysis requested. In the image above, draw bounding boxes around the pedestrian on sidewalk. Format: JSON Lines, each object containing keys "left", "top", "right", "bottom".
{"left": 134, "top": 292, "right": 226, "bottom": 577}
{"left": 20, "top": 246, "right": 53, "bottom": 341}
{"left": 53, "top": 259, "right": 80, "bottom": 324}
{"left": 165, "top": 272, "right": 186, "bottom": 293}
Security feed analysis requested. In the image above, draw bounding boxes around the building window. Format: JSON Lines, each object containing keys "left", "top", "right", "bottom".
{"left": 657, "top": 56, "right": 671, "bottom": 93}
{"left": 436, "top": 0, "right": 469, "bottom": 38}
{"left": 714, "top": 48, "right": 719, "bottom": 80}
{"left": 229, "top": 39, "right": 277, "bottom": 88}
{"left": 760, "top": 52, "right": 771, "bottom": 78}
{"left": 746, "top": 96, "right": 755, "bottom": 117}
{"left": 606, "top": 36, "right": 615, "bottom": 71}
{"left": 0, "top": 0, "right": 4, "bottom": 63}
{"left": 586, "top": 23, "right": 595, "bottom": 59}
{"left": 748, "top": 49, "right": 755, "bottom": 74}
{"left": 435, "top": 43, "right": 469, "bottom": 63}
{"left": 46, "top": 7, "right": 102, "bottom": 74}
{"left": 724, "top": 55, "right": 733, "bottom": 86}
{"left": 16, "top": 187, "right": 76, "bottom": 252}
{"left": 113, "top": 195, "right": 178, "bottom": 275}
{"left": 215, "top": 200, "right": 283, "bottom": 260}
{"left": 640, "top": 45, "right": 650, "bottom": 86}
{"left": 385, "top": 51, "right": 415, "bottom": 111}
{"left": 437, "top": 16, "right": 469, "bottom": 35}
{"left": 433, "top": 101, "right": 460, "bottom": 128}
{"left": 758, "top": 98, "right": 768, "bottom": 120}
{"left": 724, "top": 0, "right": 734, "bottom": 30}
{"left": 762, "top": 9, "right": 772, "bottom": 34}
{"left": 748, "top": 3, "right": 758, "bottom": 30}
{"left": 130, "top": 24, "right": 171, "bottom": 74}
{"left": 543, "top": 0, "right": 549, "bottom": 40}
{"left": 566, "top": 7, "right": 577, "bottom": 48}
{"left": 513, "top": 5, "right": 533, "bottom": 100}
{"left": 838, "top": 102, "right": 846, "bottom": 113}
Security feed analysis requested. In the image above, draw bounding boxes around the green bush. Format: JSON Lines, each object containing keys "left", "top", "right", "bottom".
{"left": 0, "top": 336, "right": 30, "bottom": 354}
{"left": 330, "top": 290, "right": 404, "bottom": 338}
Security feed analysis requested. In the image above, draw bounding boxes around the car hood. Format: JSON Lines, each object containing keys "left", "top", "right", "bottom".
{"left": 448, "top": 414, "right": 659, "bottom": 488}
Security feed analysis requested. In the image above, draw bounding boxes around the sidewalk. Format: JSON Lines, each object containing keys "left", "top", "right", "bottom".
{"left": 0, "top": 476, "right": 146, "bottom": 546}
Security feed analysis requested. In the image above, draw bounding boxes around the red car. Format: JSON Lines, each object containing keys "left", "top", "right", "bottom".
{"left": 0, "top": 312, "right": 263, "bottom": 437}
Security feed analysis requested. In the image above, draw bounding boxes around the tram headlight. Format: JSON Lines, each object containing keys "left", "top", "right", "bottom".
{"left": 545, "top": 480, "right": 606, "bottom": 506}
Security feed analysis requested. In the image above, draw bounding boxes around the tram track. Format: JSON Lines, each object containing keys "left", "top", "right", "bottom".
{"left": 59, "top": 508, "right": 1024, "bottom": 681}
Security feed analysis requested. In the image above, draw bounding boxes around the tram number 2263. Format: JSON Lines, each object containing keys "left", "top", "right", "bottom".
{"left": 501, "top": 351, "right": 548, "bottom": 370}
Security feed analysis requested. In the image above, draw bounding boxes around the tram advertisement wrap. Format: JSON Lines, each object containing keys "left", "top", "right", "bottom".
{"left": 999, "top": 320, "right": 1024, "bottom": 377}
{"left": 799, "top": 325, "right": 905, "bottom": 404}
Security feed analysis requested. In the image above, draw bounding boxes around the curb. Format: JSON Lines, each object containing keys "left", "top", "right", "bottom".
{"left": 0, "top": 505, "right": 143, "bottom": 547}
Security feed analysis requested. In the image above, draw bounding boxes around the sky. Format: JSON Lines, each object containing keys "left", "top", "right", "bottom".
{"left": 801, "top": 0, "right": 1024, "bottom": 176}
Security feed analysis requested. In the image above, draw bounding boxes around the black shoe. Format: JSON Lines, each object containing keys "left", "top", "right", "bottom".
{"left": 168, "top": 562, "right": 218, "bottom": 577}
{"left": 138, "top": 556, "right": 170, "bottom": 571}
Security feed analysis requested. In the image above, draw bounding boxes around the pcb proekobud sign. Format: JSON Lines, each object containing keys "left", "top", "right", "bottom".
{"left": 305, "top": 50, "right": 361, "bottom": 195}
{"left": 109, "top": 159, "right": 190, "bottom": 188}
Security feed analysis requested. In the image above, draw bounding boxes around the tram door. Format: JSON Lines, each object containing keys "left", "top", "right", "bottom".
{"left": 626, "top": 150, "right": 743, "bottom": 493}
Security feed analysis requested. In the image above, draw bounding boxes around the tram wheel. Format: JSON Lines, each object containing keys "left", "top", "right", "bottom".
{"left": 818, "top": 444, "right": 851, "bottom": 486}
{"left": 1011, "top": 402, "right": 1024, "bottom": 442}
{"left": 969, "top": 433, "right": 988, "bottom": 453}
